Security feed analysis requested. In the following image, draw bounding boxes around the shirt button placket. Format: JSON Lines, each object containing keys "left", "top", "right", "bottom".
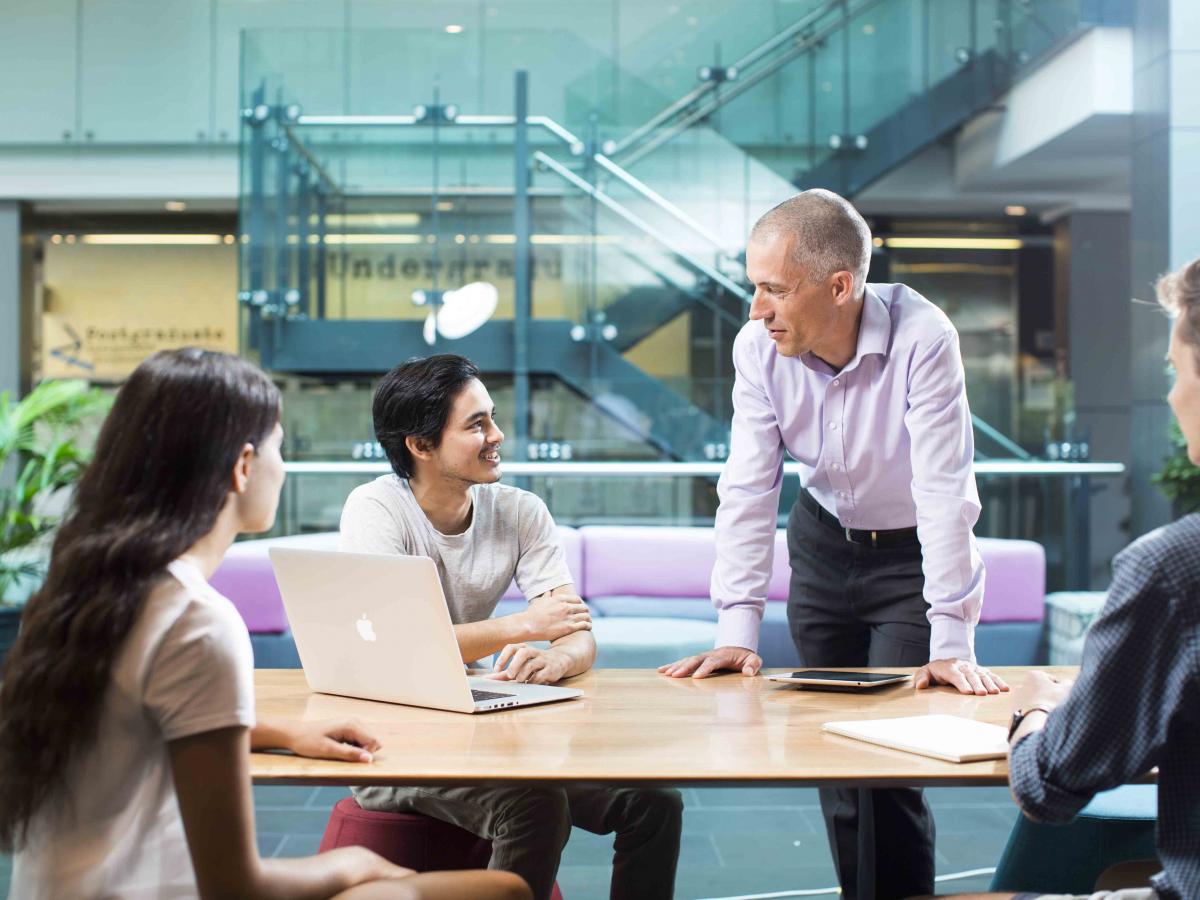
{"left": 832, "top": 376, "right": 849, "bottom": 519}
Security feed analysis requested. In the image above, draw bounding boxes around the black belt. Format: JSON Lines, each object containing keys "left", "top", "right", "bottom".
{"left": 797, "top": 489, "right": 919, "bottom": 548}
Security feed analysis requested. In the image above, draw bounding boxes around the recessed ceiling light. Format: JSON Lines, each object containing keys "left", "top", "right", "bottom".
{"left": 1005, "top": 205, "right": 1027, "bottom": 216}
{"left": 445, "top": 24, "right": 463, "bottom": 33}
{"left": 884, "top": 237, "right": 1024, "bottom": 250}
{"left": 165, "top": 200, "right": 187, "bottom": 212}
{"left": 80, "top": 234, "right": 223, "bottom": 245}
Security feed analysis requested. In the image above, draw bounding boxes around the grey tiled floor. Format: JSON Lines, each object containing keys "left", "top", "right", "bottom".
{"left": 0, "top": 784, "right": 1012, "bottom": 898}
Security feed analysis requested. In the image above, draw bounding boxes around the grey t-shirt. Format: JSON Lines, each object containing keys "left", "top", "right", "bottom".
{"left": 338, "top": 475, "right": 572, "bottom": 625}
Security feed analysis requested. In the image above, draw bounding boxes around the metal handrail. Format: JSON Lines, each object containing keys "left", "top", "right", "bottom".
{"left": 283, "top": 460, "right": 1125, "bottom": 477}
{"left": 609, "top": 0, "right": 847, "bottom": 158}
{"left": 294, "top": 113, "right": 585, "bottom": 152}
{"left": 972, "top": 415, "right": 1033, "bottom": 460}
{"left": 534, "top": 151, "right": 751, "bottom": 306}
{"left": 278, "top": 124, "right": 339, "bottom": 193}
{"left": 293, "top": 110, "right": 737, "bottom": 268}
{"left": 592, "top": 153, "right": 736, "bottom": 258}
{"left": 618, "top": 0, "right": 890, "bottom": 168}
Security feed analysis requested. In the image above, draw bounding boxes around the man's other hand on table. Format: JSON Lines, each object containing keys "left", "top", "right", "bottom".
{"left": 914, "top": 658, "right": 1011, "bottom": 695}
{"left": 658, "top": 646, "right": 763, "bottom": 679}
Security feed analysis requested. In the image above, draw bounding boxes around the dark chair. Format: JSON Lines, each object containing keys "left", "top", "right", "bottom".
{"left": 989, "top": 785, "right": 1157, "bottom": 894}
{"left": 319, "top": 797, "right": 564, "bottom": 899}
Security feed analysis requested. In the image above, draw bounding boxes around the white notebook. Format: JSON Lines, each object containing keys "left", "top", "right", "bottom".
{"left": 822, "top": 714, "right": 1009, "bottom": 763}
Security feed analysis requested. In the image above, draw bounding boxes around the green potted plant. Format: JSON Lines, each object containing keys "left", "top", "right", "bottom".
{"left": 1153, "top": 421, "right": 1200, "bottom": 516}
{"left": 0, "top": 380, "right": 112, "bottom": 666}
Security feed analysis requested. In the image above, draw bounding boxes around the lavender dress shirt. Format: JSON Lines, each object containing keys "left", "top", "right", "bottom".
{"left": 711, "top": 282, "right": 984, "bottom": 663}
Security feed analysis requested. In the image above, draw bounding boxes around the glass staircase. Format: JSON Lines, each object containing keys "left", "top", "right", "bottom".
{"left": 237, "top": 0, "right": 1129, "bottom": 463}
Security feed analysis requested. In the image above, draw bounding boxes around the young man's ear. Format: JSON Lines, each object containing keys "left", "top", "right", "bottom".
{"left": 230, "top": 442, "right": 255, "bottom": 494}
{"left": 405, "top": 434, "right": 434, "bottom": 462}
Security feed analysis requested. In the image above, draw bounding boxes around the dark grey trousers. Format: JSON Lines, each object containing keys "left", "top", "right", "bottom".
{"left": 786, "top": 494, "right": 936, "bottom": 900}
{"left": 353, "top": 783, "right": 683, "bottom": 900}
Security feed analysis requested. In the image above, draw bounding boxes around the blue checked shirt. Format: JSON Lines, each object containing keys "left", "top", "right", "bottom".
{"left": 1009, "top": 516, "right": 1200, "bottom": 900}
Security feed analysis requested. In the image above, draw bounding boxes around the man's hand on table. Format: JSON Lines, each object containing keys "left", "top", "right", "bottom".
{"left": 657, "top": 646, "right": 763, "bottom": 679}
{"left": 488, "top": 644, "right": 574, "bottom": 684}
{"left": 913, "top": 658, "right": 1010, "bottom": 695}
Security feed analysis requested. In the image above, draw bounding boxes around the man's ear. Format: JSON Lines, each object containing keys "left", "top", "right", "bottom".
{"left": 405, "top": 434, "right": 433, "bottom": 462}
{"left": 230, "top": 443, "right": 255, "bottom": 495}
{"left": 830, "top": 270, "right": 856, "bottom": 305}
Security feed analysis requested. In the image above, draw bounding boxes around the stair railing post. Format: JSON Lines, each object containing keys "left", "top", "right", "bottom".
{"left": 242, "top": 82, "right": 268, "bottom": 355}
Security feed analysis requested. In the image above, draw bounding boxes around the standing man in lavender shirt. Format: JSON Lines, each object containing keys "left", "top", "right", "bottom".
{"left": 659, "top": 189, "right": 1010, "bottom": 900}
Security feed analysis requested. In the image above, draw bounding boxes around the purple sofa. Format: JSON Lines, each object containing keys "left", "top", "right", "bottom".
{"left": 213, "top": 525, "right": 1046, "bottom": 668}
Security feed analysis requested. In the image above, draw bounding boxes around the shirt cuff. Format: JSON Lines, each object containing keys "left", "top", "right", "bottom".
{"left": 1008, "top": 730, "right": 1093, "bottom": 824}
{"left": 715, "top": 604, "right": 764, "bottom": 653}
{"left": 929, "top": 617, "right": 974, "bottom": 664}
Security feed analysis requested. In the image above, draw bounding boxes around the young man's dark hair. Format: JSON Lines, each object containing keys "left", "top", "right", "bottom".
{"left": 373, "top": 354, "right": 481, "bottom": 479}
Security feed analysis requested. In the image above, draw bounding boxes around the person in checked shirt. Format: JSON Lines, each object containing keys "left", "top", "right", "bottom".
{"left": 659, "top": 189, "right": 1009, "bottom": 900}
{"left": 951, "top": 257, "right": 1200, "bottom": 900}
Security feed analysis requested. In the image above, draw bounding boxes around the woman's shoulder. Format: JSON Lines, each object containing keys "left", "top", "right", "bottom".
{"left": 136, "top": 560, "right": 251, "bottom": 663}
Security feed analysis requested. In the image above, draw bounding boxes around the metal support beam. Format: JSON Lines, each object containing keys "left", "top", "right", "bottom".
{"left": 314, "top": 187, "right": 328, "bottom": 320}
{"left": 0, "top": 203, "right": 27, "bottom": 396}
{"left": 0, "top": 202, "right": 30, "bottom": 488}
{"left": 513, "top": 71, "right": 532, "bottom": 460}
{"left": 296, "top": 173, "right": 311, "bottom": 318}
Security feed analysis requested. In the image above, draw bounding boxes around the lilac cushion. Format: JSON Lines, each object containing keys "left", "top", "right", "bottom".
{"left": 977, "top": 537, "right": 1045, "bottom": 623}
{"left": 209, "top": 532, "right": 339, "bottom": 633}
{"left": 579, "top": 527, "right": 1044, "bottom": 623}
{"left": 579, "top": 526, "right": 791, "bottom": 601}
{"left": 499, "top": 526, "right": 584, "bottom": 600}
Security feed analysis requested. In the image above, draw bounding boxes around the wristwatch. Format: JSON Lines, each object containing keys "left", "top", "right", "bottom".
{"left": 1007, "top": 706, "right": 1051, "bottom": 742}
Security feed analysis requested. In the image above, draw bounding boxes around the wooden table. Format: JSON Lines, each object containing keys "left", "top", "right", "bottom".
{"left": 251, "top": 667, "right": 1075, "bottom": 788}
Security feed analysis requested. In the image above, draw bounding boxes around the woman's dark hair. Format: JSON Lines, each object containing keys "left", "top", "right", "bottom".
{"left": 0, "top": 348, "right": 280, "bottom": 850}
{"left": 373, "top": 354, "right": 481, "bottom": 479}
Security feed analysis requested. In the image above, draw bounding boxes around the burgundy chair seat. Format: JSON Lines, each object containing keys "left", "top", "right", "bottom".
{"left": 319, "top": 797, "right": 563, "bottom": 899}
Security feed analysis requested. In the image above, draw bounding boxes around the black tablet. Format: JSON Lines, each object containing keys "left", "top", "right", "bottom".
{"left": 766, "top": 670, "right": 910, "bottom": 690}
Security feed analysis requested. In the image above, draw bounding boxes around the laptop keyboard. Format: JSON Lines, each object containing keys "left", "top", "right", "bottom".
{"left": 472, "top": 688, "right": 517, "bottom": 703}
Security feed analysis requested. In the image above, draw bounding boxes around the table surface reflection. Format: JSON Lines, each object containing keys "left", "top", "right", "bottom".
{"left": 251, "top": 667, "right": 1076, "bottom": 788}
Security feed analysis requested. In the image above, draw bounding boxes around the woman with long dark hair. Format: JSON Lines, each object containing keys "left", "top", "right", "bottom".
{"left": 0, "top": 349, "right": 528, "bottom": 900}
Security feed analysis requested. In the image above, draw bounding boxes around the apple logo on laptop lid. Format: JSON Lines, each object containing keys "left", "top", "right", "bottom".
{"left": 356, "top": 614, "right": 377, "bottom": 642}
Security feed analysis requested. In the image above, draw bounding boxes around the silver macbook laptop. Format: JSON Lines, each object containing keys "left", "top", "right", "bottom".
{"left": 268, "top": 547, "right": 583, "bottom": 714}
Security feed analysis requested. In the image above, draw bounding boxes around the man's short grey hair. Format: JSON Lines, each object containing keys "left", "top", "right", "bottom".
{"left": 750, "top": 189, "right": 872, "bottom": 296}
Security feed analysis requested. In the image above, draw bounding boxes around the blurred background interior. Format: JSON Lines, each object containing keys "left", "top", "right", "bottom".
{"left": 0, "top": 1, "right": 1194, "bottom": 896}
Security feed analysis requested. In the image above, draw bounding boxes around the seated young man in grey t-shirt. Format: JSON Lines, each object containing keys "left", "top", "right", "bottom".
{"left": 340, "top": 353, "right": 682, "bottom": 900}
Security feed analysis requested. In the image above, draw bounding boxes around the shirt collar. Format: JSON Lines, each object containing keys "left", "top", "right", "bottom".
{"left": 799, "top": 285, "right": 890, "bottom": 376}
{"left": 854, "top": 286, "right": 890, "bottom": 361}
